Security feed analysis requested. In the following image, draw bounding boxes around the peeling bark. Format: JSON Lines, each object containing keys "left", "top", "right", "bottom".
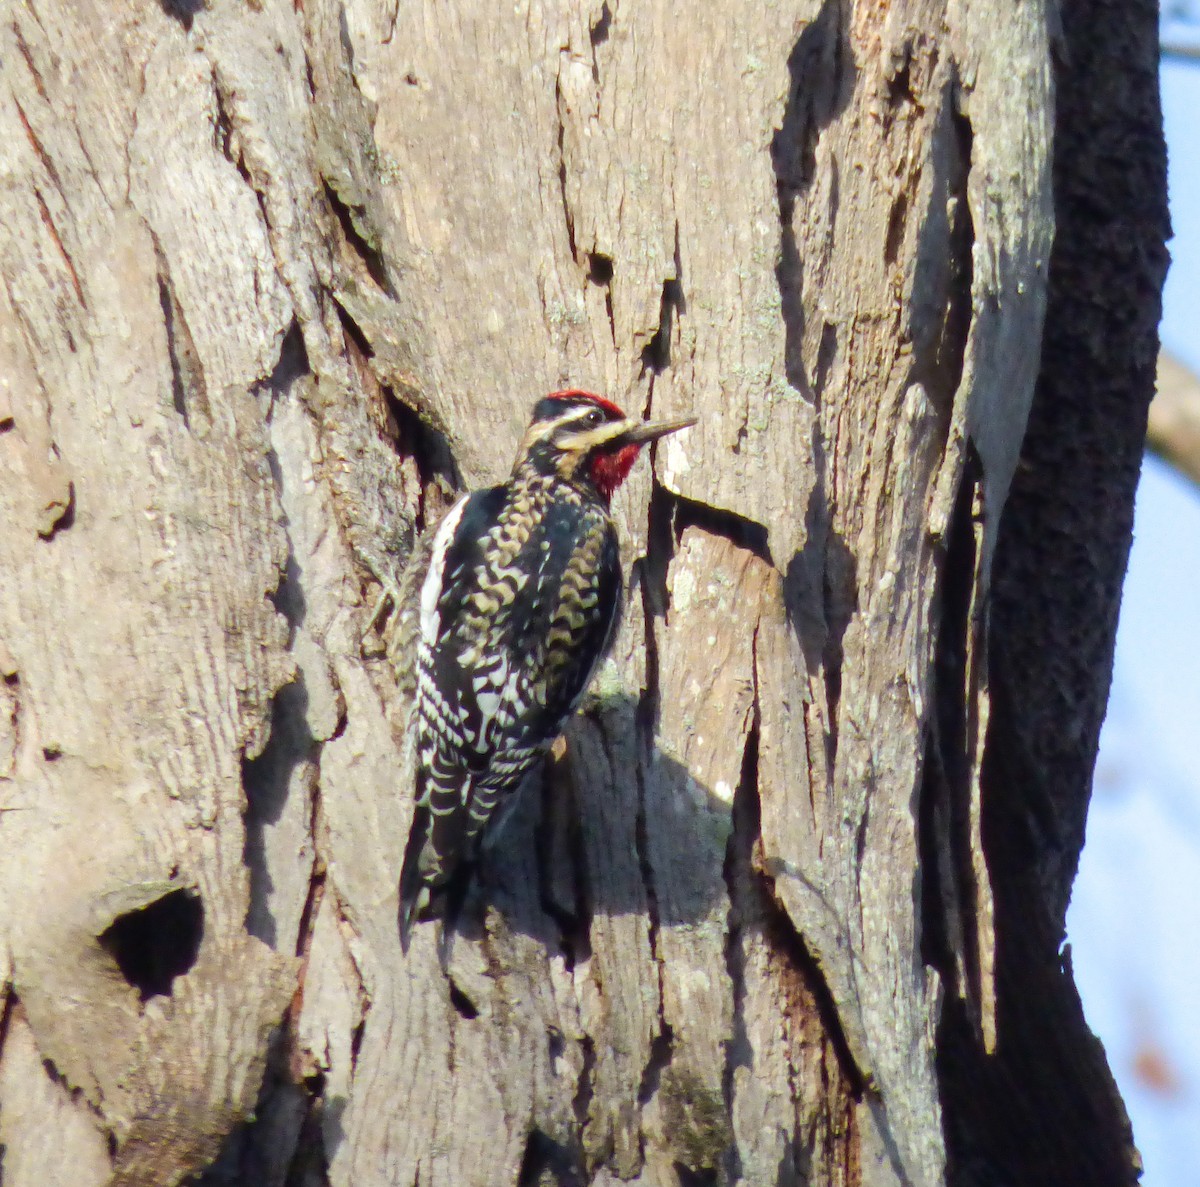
{"left": 0, "top": 2, "right": 1165, "bottom": 1186}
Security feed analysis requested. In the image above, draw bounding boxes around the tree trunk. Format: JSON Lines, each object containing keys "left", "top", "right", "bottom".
{"left": 0, "top": 1, "right": 1166, "bottom": 1186}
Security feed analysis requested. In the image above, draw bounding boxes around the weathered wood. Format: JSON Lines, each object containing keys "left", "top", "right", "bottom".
{"left": 0, "top": 0, "right": 1164, "bottom": 1185}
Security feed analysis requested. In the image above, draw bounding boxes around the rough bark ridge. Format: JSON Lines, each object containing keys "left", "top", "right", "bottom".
{"left": 0, "top": 2, "right": 1162, "bottom": 1186}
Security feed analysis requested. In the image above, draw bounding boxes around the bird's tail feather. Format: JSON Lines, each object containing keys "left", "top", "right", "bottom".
{"left": 398, "top": 804, "right": 433, "bottom": 952}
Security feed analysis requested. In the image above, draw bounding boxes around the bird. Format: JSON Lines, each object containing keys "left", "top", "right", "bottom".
{"left": 392, "top": 389, "right": 696, "bottom": 951}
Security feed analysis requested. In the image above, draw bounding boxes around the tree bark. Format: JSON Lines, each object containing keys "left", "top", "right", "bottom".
{"left": 0, "top": 2, "right": 1166, "bottom": 1186}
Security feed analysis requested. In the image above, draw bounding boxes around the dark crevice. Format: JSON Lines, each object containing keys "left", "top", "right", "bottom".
{"left": 638, "top": 477, "right": 677, "bottom": 628}
{"left": 763, "top": 897, "right": 865, "bottom": 1098}
{"left": 381, "top": 388, "right": 461, "bottom": 530}
{"left": 99, "top": 889, "right": 204, "bottom": 1002}
{"left": 554, "top": 70, "right": 578, "bottom": 262}
{"left": 586, "top": 252, "right": 613, "bottom": 286}
{"left": 884, "top": 191, "right": 909, "bottom": 266}
{"left": 636, "top": 1023, "right": 676, "bottom": 1108}
{"left": 942, "top": 106, "right": 975, "bottom": 400}
{"left": 447, "top": 978, "right": 479, "bottom": 1020}
{"left": 589, "top": 1, "right": 612, "bottom": 49}
{"left": 159, "top": 0, "right": 203, "bottom": 30}
{"left": 257, "top": 320, "right": 310, "bottom": 408}
{"left": 640, "top": 277, "right": 682, "bottom": 374}
{"left": 743, "top": 699, "right": 866, "bottom": 1097}
{"left": 0, "top": 415, "right": 14, "bottom": 433}
{"left": 587, "top": 252, "right": 616, "bottom": 347}
{"left": 925, "top": 99, "right": 976, "bottom": 415}
{"left": 323, "top": 180, "right": 391, "bottom": 294}
{"left": 812, "top": 525, "right": 856, "bottom": 767}
{"left": 349, "top": 1016, "right": 366, "bottom": 1074}
{"left": 887, "top": 55, "right": 914, "bottom": 107}
{"left": 735, "top": 646, "right": 865, "bottom": 1101}
{"left": 632, "top": 731, "right": 663, "bottom": 972}
{"left": 919, "top": 445, "right": 983, "bottom": 1008}
{"left": 332, "top": 296, "right": 372, "bottom": 358}
{"left": 719, "top": 702, "right": 759, "bottom": 1186}
{"left": 909, "top": 82, "right": 974, "bottom": 420}
{"left": 572, "top": 1034, "right": 596, "bottom": 1136}
{"left": 0, "top": 984, "right": 15, "bottom": 1062}
{"left": 158, "top": 272, "right": 188, "bottom": 424}
{"left": 186, "top": 1023, "right": 328, "bottom": 1187}
{"left": 211, "top": 79, "right": 249, "bottom": 186}
{"left": 303, "top": 46, "right": 317, "bottom": 101}
{"left": 812, "top": 321, "right": 837, "bottom": 402}
{"left": 640, "top": 228, "right": 685, "bottom": 376}
{"left": 330, "top": 297, "right": 461, "bottom": 520}
{"left": 151, "top": 233, "right": 208, "bottom": 427}
{"left": 293, "top": 860, "right": 327, "bottom": 965}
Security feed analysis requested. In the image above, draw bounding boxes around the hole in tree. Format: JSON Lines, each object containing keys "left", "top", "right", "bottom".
{"left": 99, "top": 889, "right": 204, "bottom": 1001}
{"left": 587, "top": 252, "right": 613, "bottom": 285}
{"left": 159, "top": 0, "right": 203, "bottom": 30}
{"left": 589, "top": 1, "right": 612, "bottom": 47}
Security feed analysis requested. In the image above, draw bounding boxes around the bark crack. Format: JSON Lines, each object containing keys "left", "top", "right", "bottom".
{"left": 918, "top": 443, "right": 984, "bottom": 1026}
{"left": 323, "top": 177, "right": 392, "bottom": 294}
{"left": 32, "top": 185, "right": 84, "bottom": 309}
{"left": 11, "top": 21, "right": 48, "bottom": 103}
{"left": 150, "top": 231, "right": 210, "bottom": 428}
{"left": 12, "top": 92, "right": 60, "bottom": 192}
{"left": 719, "top": 650, "right": 761, "bottom": 1186}
{"left": 640, "top": 223, "right": 684, "bottom": 376}
{"left": 586, "top": 252, "right": 616, "bottom": 349}
{"left": 554, "top": 63, "right": 579, "bottom": 264}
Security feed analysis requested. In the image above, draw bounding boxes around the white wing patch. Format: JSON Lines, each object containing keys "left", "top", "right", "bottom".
{"left": 419, "top": 494, "right": 471, "bottom": 647}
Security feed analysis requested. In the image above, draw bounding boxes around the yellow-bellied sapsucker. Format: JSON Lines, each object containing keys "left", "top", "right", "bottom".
{"left": 394, "top": 390, "right": 694, "bottom": 950}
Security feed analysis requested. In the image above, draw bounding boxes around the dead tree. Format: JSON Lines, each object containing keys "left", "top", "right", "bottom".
{"left": 0, "top": 1, "right": 1166, "bottom": 1184}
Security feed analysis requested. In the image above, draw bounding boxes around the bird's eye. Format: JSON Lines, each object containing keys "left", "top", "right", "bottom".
{"left": 586, "top": 409, "right": 604, "bottom": 426}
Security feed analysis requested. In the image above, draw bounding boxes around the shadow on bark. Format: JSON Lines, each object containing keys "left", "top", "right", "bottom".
{"left": 198, "top": 689, "right": 749, "bottom": 1184}
{"left": 457, "top": 693, "right": 735, "bottom": 952}
{"left": 771, "top": 0, "right": 855, "bottom": 394}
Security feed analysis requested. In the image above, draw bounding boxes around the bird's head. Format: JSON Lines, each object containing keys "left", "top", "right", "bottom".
{"left": 516, "top": 390, "right": 696, "bottom": 501}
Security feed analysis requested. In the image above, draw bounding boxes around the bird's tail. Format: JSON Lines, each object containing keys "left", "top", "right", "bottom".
{"left": 398, "top": 804, "right": 433, "bottom": 952}
{"left": 398, "top": 802, "right": 475, "bottom": 957}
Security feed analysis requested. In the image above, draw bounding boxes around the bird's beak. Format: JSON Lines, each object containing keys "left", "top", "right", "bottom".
{"left": 612, "top": 414, "right": 698, "bottom": 447}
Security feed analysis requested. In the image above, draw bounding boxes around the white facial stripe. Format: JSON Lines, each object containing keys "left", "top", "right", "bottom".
{"left": 519, "top": 405, "right": 627, "bottom": 456}
{"left": 557, "top": 419, "right": 635, "bottom": 452}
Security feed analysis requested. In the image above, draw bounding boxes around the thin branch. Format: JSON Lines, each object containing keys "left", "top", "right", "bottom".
{"left": 1148, "top": 351, "right": 1200, "bottom": 487}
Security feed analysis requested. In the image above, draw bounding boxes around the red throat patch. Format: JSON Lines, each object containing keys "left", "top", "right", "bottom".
{"left": 589, "top": 442, "right": 642, "bottom": 502}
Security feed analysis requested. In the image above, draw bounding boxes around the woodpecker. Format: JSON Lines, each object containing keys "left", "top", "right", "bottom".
{"left": 394, "top": 390, "right": 695, "bottom": 950}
